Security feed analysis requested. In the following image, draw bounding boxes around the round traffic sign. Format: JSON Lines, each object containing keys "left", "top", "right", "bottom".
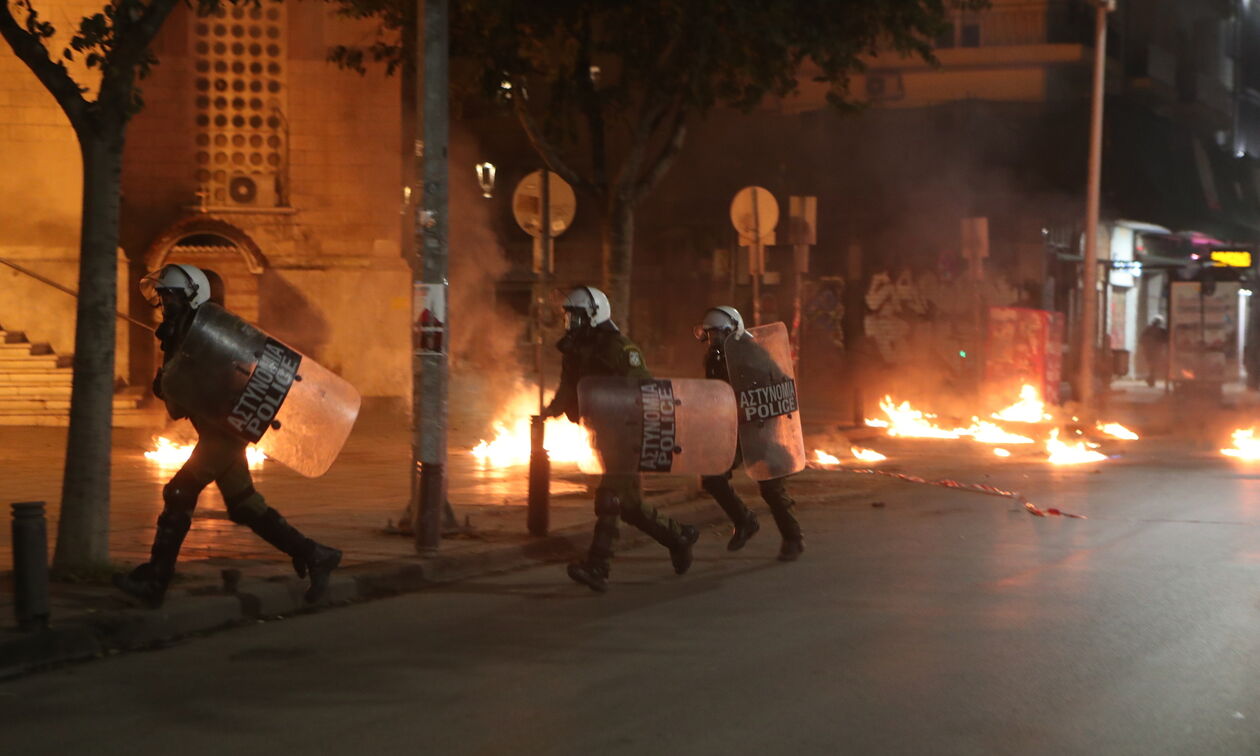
{"left": 730, "top": 186, "right": 778, "bottom": 245}
{"left": 512, "top": 170, "right": 576, "bottom": 238}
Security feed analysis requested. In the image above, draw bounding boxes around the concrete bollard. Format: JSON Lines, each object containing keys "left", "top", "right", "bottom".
{"left": 11, "top": 501, "right": 50, "bottom": 631}
{"left": 528, "top": 415, "right": 550, "bottom": 537}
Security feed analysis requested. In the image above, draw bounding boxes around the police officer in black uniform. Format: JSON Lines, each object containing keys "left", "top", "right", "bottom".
{"left": 543, "top": 286, "right": 700, "bottom": 591}
{"left": 694, "top": 306, "right": 804, "bottom": 561}
{"left": 114, "top": 264, "right": 342, "bottom": 607}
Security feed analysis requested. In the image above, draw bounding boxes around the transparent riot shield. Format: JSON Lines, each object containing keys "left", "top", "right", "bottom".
{"left": 577, "top": 377, "right": 737, "bottom": 475}
{"left": 723, "top": 322, "right": 806, "bottom": 481}
{"left": 160, "top": 303, "right": 361, "bottom": 477}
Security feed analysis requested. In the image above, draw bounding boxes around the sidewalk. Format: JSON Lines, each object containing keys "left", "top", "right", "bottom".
{"left": 0, "top": 388, "right": 894, "bottom": 679}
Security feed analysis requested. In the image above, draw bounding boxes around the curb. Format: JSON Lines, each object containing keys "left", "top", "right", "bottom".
{"left": 0, "top": 488, "right": 725, "bottom": 680}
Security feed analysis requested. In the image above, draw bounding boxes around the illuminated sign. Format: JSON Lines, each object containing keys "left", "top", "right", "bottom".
{"left": 1210, "top": 250, "right": 1252, "bottom": 268}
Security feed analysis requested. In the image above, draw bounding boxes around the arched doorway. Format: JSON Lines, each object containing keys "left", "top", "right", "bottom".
{"left": 144, "top": 217, "right": 267, "bottom": 323}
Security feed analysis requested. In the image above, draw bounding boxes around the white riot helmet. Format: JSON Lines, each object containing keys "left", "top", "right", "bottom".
{"left": 693, "top": 305, "right": 745, "bottom": 342}
{"left": 140, "top": 263, "right": 211, "bottom": 310}
{"left": 562, "top": 286, "right": 613, "bottom": 331}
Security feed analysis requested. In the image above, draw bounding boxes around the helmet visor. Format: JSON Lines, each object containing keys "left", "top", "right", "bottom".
{"left": 564, "top": 307, "right": 591, "bottom": 332}
{"left": 139, "top": 272, "right": 163, "bottom": 307}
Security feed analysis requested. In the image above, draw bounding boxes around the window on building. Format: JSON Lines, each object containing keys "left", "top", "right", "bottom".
{"left": 191, "top": 5, "right": 289, "bottom": 209}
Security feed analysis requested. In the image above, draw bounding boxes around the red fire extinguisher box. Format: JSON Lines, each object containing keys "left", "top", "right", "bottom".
{"left": 984, "top": 307, "right": 1065, "bottom": 404}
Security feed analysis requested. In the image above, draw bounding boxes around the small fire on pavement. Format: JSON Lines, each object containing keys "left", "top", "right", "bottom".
{"left": 1221, "top": 428, "right": 1260, "bottom": 461}
{"left": 812, "top": 447, "right": 888, "bottom": 466}
{"left": 144, "top": 435, "right": 267, "bottom": 469}
{"left": 859, "top": 384, "right": 1133, "bottom": 466}
{"left": 471, "top": 386, "right": 599, "bottom": 472}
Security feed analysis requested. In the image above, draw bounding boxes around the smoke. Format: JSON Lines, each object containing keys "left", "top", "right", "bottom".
{"left": 447, "top": 128, "right": 527, "bottom": 409}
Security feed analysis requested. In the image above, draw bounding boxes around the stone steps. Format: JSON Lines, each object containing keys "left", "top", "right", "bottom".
{"left": 0, "top": 323, "right": 159, "bottom": 427}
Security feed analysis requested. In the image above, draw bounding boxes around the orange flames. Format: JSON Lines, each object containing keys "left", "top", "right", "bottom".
{"left": 145, "top": 436, "right": 266, "bottom": 469}
{"left": 470, "top": 386, "right": 600, "bottom": 472}
{"left": 812, "top": 447, "right": 887, "bottom": 466}
{"left": 1222, "top": 428, "right": 1260, "bottom": 461}
{"left": 857, "top": 384, "right": 1132, "bottom": 466}
{"left": 1045, "top": 428, "right": 1107, "bottom": 465}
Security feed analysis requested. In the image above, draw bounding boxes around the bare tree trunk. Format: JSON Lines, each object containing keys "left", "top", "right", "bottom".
{"left": 54, "top": 128, "right": 124, "bottom": 572}
{"left": 602, "top": 198, "right": 634, "bottom": 330}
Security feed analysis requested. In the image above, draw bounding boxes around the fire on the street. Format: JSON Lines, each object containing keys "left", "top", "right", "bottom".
{"left": 812, "top": 447, "right": 888, "bottom": 466}
{"left": 1045, "top": 429, "right": 1107, "bottom": 465}
{"left": 1097, "top": 422, "right": 1139, "bottom": 440}
{"left": 990, "top": 384, "right": 1051, "bottom": 424}
{"left": 145, "top": 436, "right": 267, "bottom": 469}
{"left": 1221, "top": 428, "right": 1260, "bottom": 461}
{"left": 471, "top": 386, "right": 599, "bottom": 472}
{"left": 851, "top": 446, "right": 887, "bottom": 463}
{"left": 860, "top": 384, "right": 1133, "bottom": 465}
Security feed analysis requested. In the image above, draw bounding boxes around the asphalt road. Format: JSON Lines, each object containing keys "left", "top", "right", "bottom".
{"left": 3, "top": 449, "right": 1260, "bottom": 755}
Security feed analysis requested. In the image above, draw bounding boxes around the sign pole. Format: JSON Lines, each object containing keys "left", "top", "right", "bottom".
{"left": 412, "top": 0, "right": 448, "bottom": 555}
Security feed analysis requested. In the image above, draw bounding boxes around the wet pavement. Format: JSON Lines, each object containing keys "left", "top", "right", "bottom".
{"left": 4, "top": 431, "right": 1260, "bottom": 753}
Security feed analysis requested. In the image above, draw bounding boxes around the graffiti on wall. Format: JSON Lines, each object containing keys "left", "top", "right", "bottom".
{"left": 862, "top": 269, "right": 1020, "bottom": 371}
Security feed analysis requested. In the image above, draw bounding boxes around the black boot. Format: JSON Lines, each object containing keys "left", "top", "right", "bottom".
{"left": 670, "top": 525, "right": 700, "bottom": 575}
{"left": 702, "top": 474, "right": 759, "bottom": 551}
{"left": 569, "top": 515, "right": 617, "bottom": 592}
{"left": 761, "top": 478, "right": 803, "bottom": 562}
{"left": 567, "top": 561, "right": 610, "bottom": 592}
{"left": 113, "top": 511, "right": 191, "bottom": 608}
{"left": 778, "top": 538, "right": 804, "bottom": 562}
{"left": 727, "top": 511, "right": 760, "bottom": 551}
{"left": 246, "top": 507, "right": 342, "bottom": 602}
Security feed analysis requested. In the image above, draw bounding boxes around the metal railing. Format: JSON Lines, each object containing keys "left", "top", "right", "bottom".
{"left": 0, "top": 255, "right": 155, "bottom": 332}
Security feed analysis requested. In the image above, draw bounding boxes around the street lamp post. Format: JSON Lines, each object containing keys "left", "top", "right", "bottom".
{"left": 1077, "top": 0, "right": 1115, "bottom": 411}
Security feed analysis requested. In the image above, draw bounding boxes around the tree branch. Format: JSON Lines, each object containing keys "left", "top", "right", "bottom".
{"left": 98, "top": 0, "right": 179, "bottom": 113}
{"left": 511, "top": 78, "right": 598, "bottom": 198}
{"left": 613, "top": 91, "right": 674, "bottom": 201}
{"left": 0, "top": 0, "right": 87, "bottom": 128}
{"left": 630, "top": 105, "right": 687, "bottom": 204}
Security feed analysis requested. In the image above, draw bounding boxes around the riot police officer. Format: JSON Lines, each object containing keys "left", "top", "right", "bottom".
{"left": 543, "top": 286, "right": 699, "bottom": 591}
{"left": 113, "top": 264, "right": 342, "bottom": 607}
{"left": 694, "top": 306, "right": 804, "bottom": 561}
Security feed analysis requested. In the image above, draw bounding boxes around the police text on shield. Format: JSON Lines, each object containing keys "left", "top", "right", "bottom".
{"left": 638, "top": 380, "right": 677, "bottom": 473}
{"left": 738, "top": 379, "right": 798, "bottom": 423}
{"left": 228, "top": 339, "right": 301, "bottom": 442}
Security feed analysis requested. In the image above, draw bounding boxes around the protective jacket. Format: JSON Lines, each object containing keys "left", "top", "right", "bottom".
{"left": 546, "top": 324, "right": 650, "bottom": 422}
{"left": 153, "top": 305, "right": 197, "bottom": 419}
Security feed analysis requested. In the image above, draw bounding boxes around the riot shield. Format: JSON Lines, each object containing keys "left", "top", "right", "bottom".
{"left": 577, "top": 377, "right": 737, "bottom": 475}
{"left": 160, "top": 303, "right": 361, "bottom": 477}
{"left": 723, "top": 322, "right": 806, "bottom": 481}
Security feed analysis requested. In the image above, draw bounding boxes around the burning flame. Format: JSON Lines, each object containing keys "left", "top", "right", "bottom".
{"left": 851, "top": 446, "right": 887, "bottom": 463}
{"left": 991, "top": 384, "right": 1051, "bottom": 423}
{"left": 145, "top": 436, "right": 266, "bottom": 469}
{"left": 470, "top": 385, "right": 599, "bottom": 472}
{"left": 1045, "top": 429, "right": 1107, "bottom": 465}
{"left": 993, "top": 448, "right": 1012, "bottom": 457}
{"left": 1096, "top": 422, "right": 1139, "bottom": 440}
{"left": 1221, "top": 428, "right": 1260, "bottom": 460}
{"left": 866, "top": 397, "right": 1032, "bottom": 444}
{"left": 813, "top": 447, "right": 887, "bottom": 466}
{"left": 813, "top": 449, "right": 842, "bottom": 466}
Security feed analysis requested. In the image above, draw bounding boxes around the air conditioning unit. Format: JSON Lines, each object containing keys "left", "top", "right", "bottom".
{"left": 865, "top": 72, "right": 905, "bottom": 102}
{"left": 227, "top": 173, "right": 278, "bottom": 208}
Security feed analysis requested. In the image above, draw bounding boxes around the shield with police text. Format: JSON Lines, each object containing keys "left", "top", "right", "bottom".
{"left": 723, "top": 322, "right": 806, "bottom": 481}
{"left": 160, "top": 303, "right": 361, "bottom": 477}
{"left": 577, "top": 377, "right": 737, "bottom": 475}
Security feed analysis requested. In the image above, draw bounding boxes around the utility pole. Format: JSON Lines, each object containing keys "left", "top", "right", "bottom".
{"left": 1077, "top": 0, "right": 1115, "bottom": 411}
{"left": 412, "top": 0, "right": 448, "bottom": 554}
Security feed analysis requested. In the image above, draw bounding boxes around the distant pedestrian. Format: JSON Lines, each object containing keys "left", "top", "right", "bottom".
{"left": 1139, "top": 316, "right": 1168, "bottom": 387}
